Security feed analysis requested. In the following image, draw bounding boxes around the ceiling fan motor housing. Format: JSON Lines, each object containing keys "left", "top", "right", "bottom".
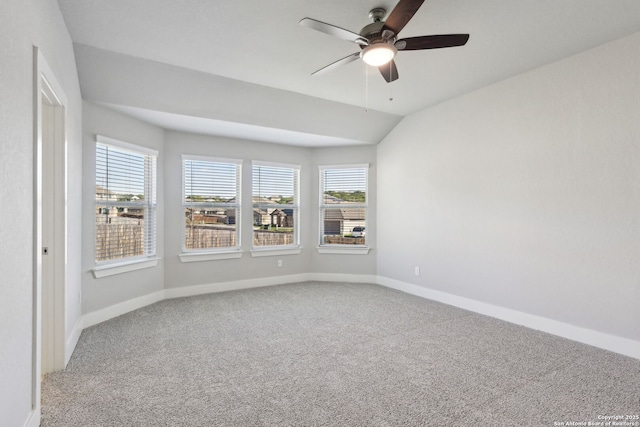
{"left": 359, "top": 9, "right": 397, "bottom": 66}
{"left": 360, "top": 21, "right": 396, "bottom": 46}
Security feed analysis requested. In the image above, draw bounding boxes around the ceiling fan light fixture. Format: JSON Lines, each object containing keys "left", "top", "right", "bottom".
{"left": 361, "top": 43, "right": 397, "bottom": 66}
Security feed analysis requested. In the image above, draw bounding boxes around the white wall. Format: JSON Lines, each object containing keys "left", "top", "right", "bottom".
{"left": 82, "top": 102, "right": 165, "bottom": 313}
{"left": 0, "top": 0, "right": 83, "bottom": 425}
{"left": 377, "top": 32, "right": 640, "bottom": 343}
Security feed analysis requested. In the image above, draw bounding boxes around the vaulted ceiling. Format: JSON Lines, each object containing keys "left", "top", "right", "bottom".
{"left": 57, "top": 0, "right": 640, "bottom": 146}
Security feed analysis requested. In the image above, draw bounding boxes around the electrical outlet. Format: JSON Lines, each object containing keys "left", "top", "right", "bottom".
{"left": 277, "top": 259, "right": 283, "bottom": 268}
{"left": 414, "top": 266, "right": 420, "bottom": 276}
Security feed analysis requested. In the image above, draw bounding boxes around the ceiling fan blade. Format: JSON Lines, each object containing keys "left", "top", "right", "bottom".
{"left": 396, "top": 34, "right": 469, "bottom": 51}
{"left": 300, "top": 18, "right": 368, "bottom": 45}
{"left": 382, "top": 0, "right": 425, "bottom": 36}
{"left": 378, "top": 60, "right": 399, "bottom": 83}
{"left": 312, "top": 52, "right": 361, "bottom": 76}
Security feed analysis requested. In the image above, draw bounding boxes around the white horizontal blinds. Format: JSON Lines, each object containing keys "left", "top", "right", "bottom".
{"left": 95, "top": 140, "right": 157, "bottom": 263}
{"left": 319, "top": 165, "right": 368, "bottom": 245}
{"left": 183, "top": 157, "right": 240, "bottom": 251}
{"left": 252, "top": 162, "right": 300, "bottom": 247}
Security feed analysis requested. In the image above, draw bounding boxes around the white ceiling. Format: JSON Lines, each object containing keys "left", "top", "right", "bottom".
{"left": 57, "top": 0, "right": 640, "bottom": 146}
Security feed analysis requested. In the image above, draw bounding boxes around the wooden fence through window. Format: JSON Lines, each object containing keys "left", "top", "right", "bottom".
{"left": 185, "top": 226, "right": 236, "bottom": 249}
{"left": 96, "top": 223, "right": 145, "bottom": 261}
{"left": 97, "top": 222, "right": 304, "bottom": 259}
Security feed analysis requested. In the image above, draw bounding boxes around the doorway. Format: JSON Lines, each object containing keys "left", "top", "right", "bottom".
{"left": 33, "top": 47, "right": 67, "bottom": 413}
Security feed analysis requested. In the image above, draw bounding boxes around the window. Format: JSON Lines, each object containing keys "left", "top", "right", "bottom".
{"left": 319, "top": 165, "right": 368, "bottom": 246}
{"left": 183, "top": 155, "right": 241, "bottom": 252}
{"left": 252, "top": 161, "right": 300, "bottom": 249}
{"left": 95, "top": 136, "right": 157, "bottom": 263}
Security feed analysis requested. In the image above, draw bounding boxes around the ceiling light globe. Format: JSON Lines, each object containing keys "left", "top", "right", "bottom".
{"left": 361, "top": 44, "right": 397, "bottom": 66}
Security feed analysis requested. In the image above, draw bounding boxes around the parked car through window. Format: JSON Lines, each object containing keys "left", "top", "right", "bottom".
{"left": 351, "top": 226, "right": 366, "bottom": 237}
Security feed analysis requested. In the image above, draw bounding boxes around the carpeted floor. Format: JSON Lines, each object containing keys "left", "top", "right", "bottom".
{"left": 42, "top": 282, "right": 640, "bottom": 426}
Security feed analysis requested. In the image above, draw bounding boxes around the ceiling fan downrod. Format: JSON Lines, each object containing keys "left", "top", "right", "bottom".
{"left": 368, "top": 8, "right": 387, "bottom": 23}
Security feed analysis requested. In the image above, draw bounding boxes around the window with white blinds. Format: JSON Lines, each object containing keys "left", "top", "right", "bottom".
{"left": 95, "top": 136, "right": 157, "bottom": 263}
{"left": 319, "top": 164, "right": 368, "bottom": 246}
{"left": 183, "top": 155, "right": 241, "bottom": 251}
{"left": 252, "top": 161, "right": 300, "bottom": 248}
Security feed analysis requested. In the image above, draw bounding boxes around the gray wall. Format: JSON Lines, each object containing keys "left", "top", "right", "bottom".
{"left": 82, "top": 102, "right": 165, "bottom": 313}
{"left": 377, "top": 32, "right": 640, "bottom": 342}
{"left": 73, "top": 44, "right": 401, "bottom": 145}
{"left": 163, "top": 131, "right": 314, "bottom": 289}
{"left": 310, "top": 145, "right": 378, "bottom": 275}
{"left": 81, "top": 126, "right": 378, "bottom": 310}
{"left": 0, "top": 0, "right": 83, "bottom": 424}
{"left": 162, "top": 134, "right": 379, "bottom": 287}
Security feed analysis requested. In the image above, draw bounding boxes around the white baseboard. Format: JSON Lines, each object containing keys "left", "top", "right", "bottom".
{"left": 377, "top": 276, "right": 640, "bottom": 361}
{"left": 65, "top": 317, "right": 84, "bottom": 366}
{"left": 308, "top": 273, "right": 378, "bottom": 284}
{"left": 82, "top": 275, "right": 318, "bottom": 330}
{"left": 83, "top": 290, "right": 166, "bottom": 329}
{"left": 23, "top": 407, "right": 40, "bottom": 427}
{"left": 79, "top": 274, "right": 639, "bottom": 361}
{"left": 82, "top": 274, "right": 376, "bottom": 329}
{"left": 164, "top": 273, "right": 314, "bottom": 299}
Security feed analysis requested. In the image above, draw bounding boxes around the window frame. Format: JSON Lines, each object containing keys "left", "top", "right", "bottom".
{"left": 251, "top": 160, "right": 301, "bottom": 255}
{"left": 94, "top": 135, "right": 158, "bottom": 273}
{"left": 318, "top": 164, "right": 370, "bottom": 254}
{"left": 180, "top": 154, "right": 243, "bottom": 262}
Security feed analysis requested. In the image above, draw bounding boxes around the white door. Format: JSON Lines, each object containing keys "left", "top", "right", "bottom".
{"left": 37, "top": 60, "right": 67, "bottom": 379}
{"left": 41, "top": 99, "right": 56, "bottom": 376}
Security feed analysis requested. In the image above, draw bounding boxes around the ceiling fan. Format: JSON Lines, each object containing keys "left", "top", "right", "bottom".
{"left": 300, "top": 0, "right": 469, "bottom": 83}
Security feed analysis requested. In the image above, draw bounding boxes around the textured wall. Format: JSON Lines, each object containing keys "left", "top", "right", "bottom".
{"left": 162, "top": 131, "right": 314, "bottom": 289}
{"left": 80, "top": 125, "right": 378, "bottom": 301}
{"left": 377, "top": 32, "right": 640, "bottom": 342}
{"left": 310, "top": 145, "right": 378, "bottom": 275}
{"left": 82, "top": 102, "right": 165, "bottom": 314}
{"left": 0, "top": 0, "right": 83, "bottom": 425}
{"left": 72, "top": 44, "right": 401, "bottom": 145}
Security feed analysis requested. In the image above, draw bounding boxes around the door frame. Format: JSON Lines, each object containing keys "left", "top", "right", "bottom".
{"left": 32, "top": 46, "right": 68, "bottom": 414}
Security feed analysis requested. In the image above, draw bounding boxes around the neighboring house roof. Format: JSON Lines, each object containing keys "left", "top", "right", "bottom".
{"left": 95, "top": 185, "right": 116, "bottom": 195}
{"left": 270, "top": 209, "right": 291, "bottom": 217}
{"left": 324, "top": 208, "right": 365, "bottom": 221}
{"left": 95, "top": 185, "right": 118, "bottom": 200}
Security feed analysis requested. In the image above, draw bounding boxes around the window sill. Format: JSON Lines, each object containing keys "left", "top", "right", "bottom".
{"left": 250, "top": 247, "right": 302, "bottom": 257}
{"left": 316, "top": 246, "right": 371, "bottom": 255}
{"left": 179, "top": 250, "right": 243, "bottom": 263}
{"left": 92, "top": 257, "right": 160, "bottom": 278}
